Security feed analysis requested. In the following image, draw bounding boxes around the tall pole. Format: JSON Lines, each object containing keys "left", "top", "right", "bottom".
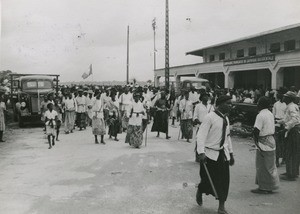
{"left": 152, "top": 18, "right": 157, "bottom": 87}
{"left": 165, "top": 0, "right": 170, "bottom": 92}
{"left": 152, "top": 18, "right": 157, "bottom": 71}
{"left": 126, "top": 25, "right": 129, "bottom": 84}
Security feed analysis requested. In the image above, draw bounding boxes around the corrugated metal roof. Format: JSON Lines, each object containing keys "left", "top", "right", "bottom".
{"left": 186, "top": 23, "right": 300, "bottom": 56}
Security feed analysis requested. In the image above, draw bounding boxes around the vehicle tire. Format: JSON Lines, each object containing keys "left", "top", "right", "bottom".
{"left": 18, "top": 115, "right": 24, "bottom": 128}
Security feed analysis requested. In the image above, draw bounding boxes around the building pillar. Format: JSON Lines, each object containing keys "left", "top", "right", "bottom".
{"left": 224, "top": 72, "right": 234, "bottom": 89}
{"left": 270, "top": 67, "right": 284, "bottom": 90}
{"left": 276, "top": 68, "right": 284, "bottom": 89}
{"left": 271, "top": 70, "right": 276, "bottom": 90}
{"left": 154, "top": 76, "right": 160, "bottom": 87}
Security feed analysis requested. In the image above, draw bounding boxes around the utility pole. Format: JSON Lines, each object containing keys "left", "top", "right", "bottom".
{"left": 126, "top": 25, "right": 129, "bottom": 84}
{"left": 165, "top": 0, "right": 170, "bottom": 92}
{"left": 152, "top": 18, "right": 157, "bottom": 87}
{"left": 152, "top": 18, "right": 157, "bottom": 71}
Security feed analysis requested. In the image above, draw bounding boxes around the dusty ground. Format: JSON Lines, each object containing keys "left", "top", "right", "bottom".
{"left": 0, "top": 122, "right": 299, "bottom": 214}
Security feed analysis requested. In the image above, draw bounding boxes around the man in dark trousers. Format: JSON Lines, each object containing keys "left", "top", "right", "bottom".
{"left": 196, "top": 95, "right": 235, "bottom": 214}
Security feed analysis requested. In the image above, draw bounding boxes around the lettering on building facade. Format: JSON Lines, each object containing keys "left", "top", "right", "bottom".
{"left": 223, "top": 54, "right": 275, "bottom": 66}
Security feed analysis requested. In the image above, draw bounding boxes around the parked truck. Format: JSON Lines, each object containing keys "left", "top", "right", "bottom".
{"left": 10, "top": 74, "right": 59, "bottom": 127}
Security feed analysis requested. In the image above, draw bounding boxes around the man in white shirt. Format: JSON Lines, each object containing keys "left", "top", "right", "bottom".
{"left": 193, "top": 93, "right": 214, "bottom": 162}
{"left": 272, "top": 93, "right": 286, "bottom": 166}
{"left": 278, "top": 91, "right": 300, "bottom": 181}
{"left": 143, "top": 87, "right": 152, "bottom": 107}
{"left": 101, "top": 89, "right": 111, "bottom": 125}
{"left": 63, "top": 93, "right": 77, "bottom": 134}
{"left": 86, "top": 90, "right": 94, "bottom": 126}
{"left": 189, "top": 87, "right": 200, "bottom": 106}
{"left": 171, "top": 94, "right": 183, "bottom": 125}
{"left": 196, "top": 95, "right": 234, "bottom": 214}
{"left": 92, "top": 92, "right": 106, "bottom": 144}
{"left": 179, "top": 91, "right": 193, "bottom": 142}
{"left": 273, "top": 94, "right": 286, "bottom": 120}
{"left": 193, "top": 94, "right": 214, "bottom": 125}
{"left": 252, "top": 96, "right": 279, "bottom": 194}
{"left": 143, "top": 87, "right": 152, "bottom": 121}
{"left": 75, "top": 89, "right": 87, "bottom": 130}
{"left": 119, "top": 87, "right": 133, "bottom": 131}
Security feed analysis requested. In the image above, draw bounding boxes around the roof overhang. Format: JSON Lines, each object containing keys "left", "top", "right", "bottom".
{"left": 186, "top": 22, "right": 300, "bottom": 57}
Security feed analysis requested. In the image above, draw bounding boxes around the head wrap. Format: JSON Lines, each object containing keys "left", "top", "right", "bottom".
{"left": 257, "top": 96, "right": 271, "bottom": 109}
{"left": 284, "top": 91, "right": 297, "bottom": 99}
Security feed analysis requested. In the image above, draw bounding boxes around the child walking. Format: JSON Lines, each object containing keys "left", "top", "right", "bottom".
{"left": 45, "top": 103, "right": 58, "bottom": 149}
{"left": 53, "top": 98, "right": 63, "bottom": 141}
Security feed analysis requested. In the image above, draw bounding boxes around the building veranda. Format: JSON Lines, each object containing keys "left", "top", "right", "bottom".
{"left": 154, "top": 23, "right": 300, "bottom": 91}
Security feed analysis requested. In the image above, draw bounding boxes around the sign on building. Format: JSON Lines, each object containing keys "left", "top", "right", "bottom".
{"left": 224, "top": 54, "right": 275, "bottom": 66}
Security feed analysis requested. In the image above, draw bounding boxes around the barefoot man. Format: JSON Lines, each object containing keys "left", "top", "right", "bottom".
{"left": 196, "top": 95, "right": 235, "bottom": 214}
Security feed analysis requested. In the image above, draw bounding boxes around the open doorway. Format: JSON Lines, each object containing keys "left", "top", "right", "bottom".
{"left": 233, "top": 69, "right": 271, "bottom": 90}
{"left": 282, "top": 67, "right": 300, "bottom": 89}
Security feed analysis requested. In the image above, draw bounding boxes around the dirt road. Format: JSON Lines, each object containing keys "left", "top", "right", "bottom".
{"left": 0, "top": 124, "right": 299, "bottom": 214}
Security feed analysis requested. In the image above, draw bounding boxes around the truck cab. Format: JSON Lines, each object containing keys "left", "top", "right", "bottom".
{"left": 179, "top": 77, "right": 209, "bottom": 94}
{"left": 10, "top": 74, "right": 59, "bottom": 127}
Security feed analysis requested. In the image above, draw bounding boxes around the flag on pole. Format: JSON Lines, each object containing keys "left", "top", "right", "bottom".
{"left": 81, "top": 64, "right": 93, "bottom": 79}
{"left": 82, "top": 72, "right": 89, "bottom": 79}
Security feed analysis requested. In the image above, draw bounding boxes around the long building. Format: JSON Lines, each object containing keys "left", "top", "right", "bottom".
{"left": 154, "top": 23, "right": 300, "bottom": 90}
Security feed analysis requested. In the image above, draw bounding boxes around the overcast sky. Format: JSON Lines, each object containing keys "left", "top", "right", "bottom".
{"left": 1, "top": 0, "right": 300, "bottom": 82}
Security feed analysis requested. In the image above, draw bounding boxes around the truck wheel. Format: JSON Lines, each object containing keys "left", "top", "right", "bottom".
{"left": 18, "top": 115, "right": 24, "bottom": 128}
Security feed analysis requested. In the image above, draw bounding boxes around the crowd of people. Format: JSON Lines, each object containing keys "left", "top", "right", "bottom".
{"left": 40, "top": 85, "right": 147, "bottom": 149}
{"left": 195, "top": 87, "right": 300, "bottom": 214}
{"left": 1, "top": 82, "right": 300, "bottom": 214}
{"left": 36, "top": 83, "right": 217, "bottom": 150}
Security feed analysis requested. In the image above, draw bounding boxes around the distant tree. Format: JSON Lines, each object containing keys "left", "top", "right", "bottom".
{"left": 0, "top": 70, "right": 13, "bottom": 86}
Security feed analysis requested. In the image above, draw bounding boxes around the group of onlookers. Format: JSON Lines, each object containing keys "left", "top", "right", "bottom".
{"left": 249, "top": 89, "right": 300, "bottom": 197}
{"left": 225, "top": 85, "right": 300, "bottom": 105}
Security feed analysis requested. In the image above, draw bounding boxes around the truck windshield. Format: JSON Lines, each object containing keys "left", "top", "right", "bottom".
{"left": 23, "top": 80, "right": 52, "bottom": 90}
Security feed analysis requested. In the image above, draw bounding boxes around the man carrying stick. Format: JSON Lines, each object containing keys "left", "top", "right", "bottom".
{"left": 196, "top": 95, "right": 235, "bottom": 214}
